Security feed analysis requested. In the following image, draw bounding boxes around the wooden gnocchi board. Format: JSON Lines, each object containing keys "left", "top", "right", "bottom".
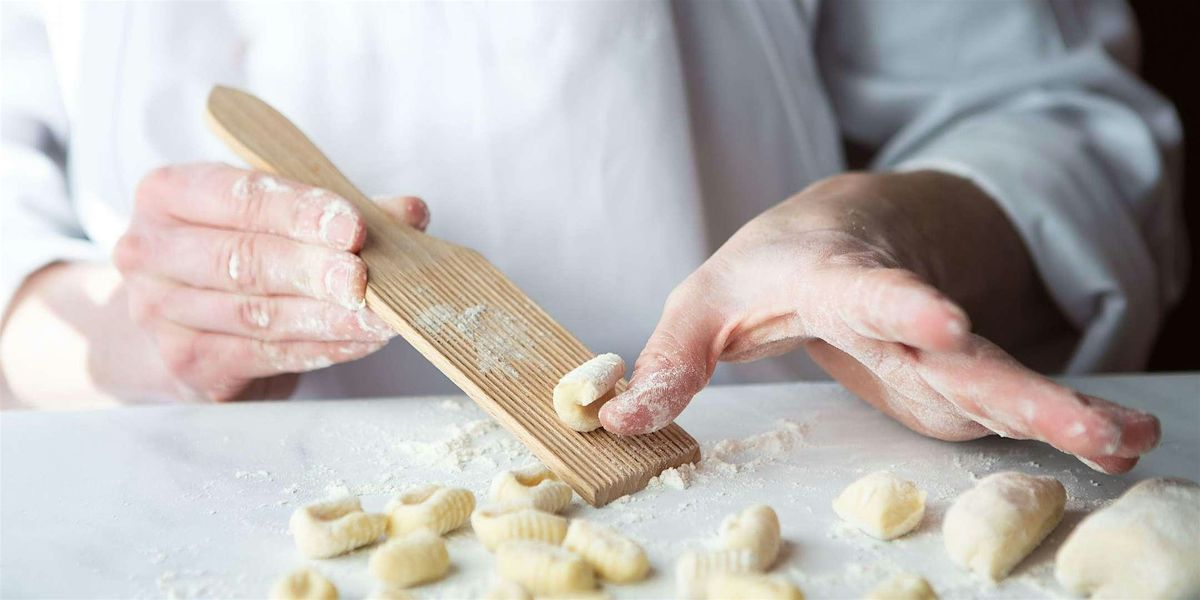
{"left": 204, "top": 85, "right": 700, "bottom": 505}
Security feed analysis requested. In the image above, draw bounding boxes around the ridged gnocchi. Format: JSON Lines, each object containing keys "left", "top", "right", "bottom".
{"left": 553, "top": 353, "right": 625, "bottom": 432}
{"left": 386, "top": 484, "right": 475, "bottom": 537}
{"left": 489, "top": 465, "right": 573, "bottom": 514}
{"left": 705, "top": 574, "right": 803, "bottom": 600}
{"left": 562, "top": 519, "right": 649, "bottom": 583}
{"left": 719, "top": 505, "right": 781, "bottom": 570}
{"left": 675, "top": 549, "right": 760, "bottom": 599}
{"left": 269, "top": 568, "right": 338, "bottom": 600}
{"left": 496, "top": 540, "right": 596, "bottom": 595}
{"left": 368, "top": 530, "right": 451, "bottom": 588}
{"left": 472, "top": 503, "right": 569, "bottom": 551}
{"left": 289, "top": 497, "right": 387, "bottom": 558}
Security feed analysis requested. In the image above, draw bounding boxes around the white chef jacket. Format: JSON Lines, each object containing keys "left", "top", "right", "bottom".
{"left": 0, "top": 1, "right": 1185, "bottom": 399}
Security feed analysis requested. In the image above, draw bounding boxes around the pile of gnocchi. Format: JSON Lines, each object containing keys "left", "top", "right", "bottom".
{"left": 270, "top": 465, "right": 1199, "bottom": 599}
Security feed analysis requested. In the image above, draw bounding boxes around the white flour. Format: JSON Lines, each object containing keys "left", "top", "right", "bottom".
{"left": 415, "top": 304, "right": 544, "bottom": 378}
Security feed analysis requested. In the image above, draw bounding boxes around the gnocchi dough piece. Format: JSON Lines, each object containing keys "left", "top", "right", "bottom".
{"left": 864, "top": 573, "right": 937, "bottom": 600}
{"left": 943, "top": 472, "right": 1065, "bottom": 581}
{"left": 1055, "top": 478, "right": 1200, "bottom": 599}
{"left": 385, "top": 484, "right": 475, "bottom": 537}
{"left": 562, "top": 519, "right": 650, "bottom": 583}
{"left": 705, "top": 574, "right": 804, "bottom": 600}
{"left": 290, "top": 497, "right": 388, "bottom": 558}
{"left": 496, "top": 540, "right": 596, "bottom": 595}
{"left": 490, "top": 465, "right": 574, "bottom": 514}
{"left": 472, "top": 503, "right": 569, "bottom": 551}
{"left": 832, "top": 472, "right": 926, "bottom": 540}
{"left": 719, "top": 505, "right": 781, "bottom": 570}
{"left": 675, "top": 549, "right": 760, "bottom": 600}
{"left": 269, "top": 568, "right": 338, "bottom": 600}
{"left": 553, "top": 353, "right": 624, "bottom": 432}
{"left": 368, "top": 531, "right": 451, "bottom": 588}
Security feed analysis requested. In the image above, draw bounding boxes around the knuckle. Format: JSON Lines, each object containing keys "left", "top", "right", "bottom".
{"left": 160, "top": 334, "right": 201, "bottom": 380}
{"left": 133, "top": 165, "right": 174, "bottom": 211}
{"left": 237, "top": 296, "right": 275, "bottom": 332}
{"left": 222, "top": 233, "right": 261, "bottom": 290}
{"left": 127, "top": 289, "right": 159, "bottom": 328}
{"left": 112, "top": 232, "right": 143, "bottom": 272}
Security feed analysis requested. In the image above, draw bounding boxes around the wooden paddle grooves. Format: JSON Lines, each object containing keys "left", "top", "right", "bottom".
{"left": 204, "top": 86, "right": 700, "bottom": 506}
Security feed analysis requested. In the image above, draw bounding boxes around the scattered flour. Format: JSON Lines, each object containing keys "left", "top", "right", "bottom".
{"left": 647, "top": 419, "right": 809, "bottom": 491}
{"left": 396, "top": 419, "right": 532, "bottom": 472}
{"left": 415, "top": 304, "right": 545, "bottom": 378}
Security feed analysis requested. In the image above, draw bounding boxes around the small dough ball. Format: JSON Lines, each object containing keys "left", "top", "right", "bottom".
{"left": 719, "top": 505, "right": 781, "bottom": 570}
{"left": 832, "top": 472, "right": 926, "bottom": 540}
{"left": 290, "top": 497, "right": 387, "bottom": 558}
{"left": 1055, "top": 478, "right": 1200, "bottom": 599}
{"left": 553, "top": 353, "right": 625, "bottom": 432}
{"left": 864, "top": 573, "right": 937, "bottom": 600}
{"left": 705, "top": 574, "right": 804, "bottom": 600}
{"left": 368, "top": 531, "right": 450, "bottom": 588}
{"left": 496, "top": 540, "right": 596, "bottom": 596}
{"left": 270, "top": 569, "right": 338, "bottom": 600}
{"left": 943, "top": 472, "right": 1065, "bottom": 581}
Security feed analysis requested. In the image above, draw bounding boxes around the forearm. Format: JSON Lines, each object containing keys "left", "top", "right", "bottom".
{"left": 0, "top": 262, "right": 175, "bottom": 408}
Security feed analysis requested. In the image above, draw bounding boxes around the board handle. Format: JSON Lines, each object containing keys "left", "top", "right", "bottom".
{"left": 204, "top": 85, "right": 421, "bottom": 245}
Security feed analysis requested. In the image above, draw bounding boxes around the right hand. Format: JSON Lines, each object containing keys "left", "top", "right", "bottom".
{"left": 114, "top": 163, "right": 430, "bottom": 401}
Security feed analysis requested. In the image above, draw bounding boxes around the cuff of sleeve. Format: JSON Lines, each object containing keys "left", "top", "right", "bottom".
{"left": 889, "top": 119, "right": 1160, "bottom": 372}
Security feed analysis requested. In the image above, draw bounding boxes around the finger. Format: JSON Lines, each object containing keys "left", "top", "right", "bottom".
{"left": 151, "top": 321, "right": 385, "bottom": 401}
{"left": 804, "top": 339, "right": 989, "bottom": 441}
{"left": 376, "top": 196, "right": 430, "bottom": 231}
{"left": 824, "top": 268, "right": 970, "bottom": 353}
{"left": 599, "top": 279, "right": 725, "bottom": 435}
{"left": 135, "top": 163, "right": 366, "bottom": 251}
{"left": 127, "top": 276, "right": 395, "bottom": 342}
{"left": 115, "top": 225, "right": 367, "bottom": 309}
{"left": 915, "top": 338, "right": 1161, "bottom": 459}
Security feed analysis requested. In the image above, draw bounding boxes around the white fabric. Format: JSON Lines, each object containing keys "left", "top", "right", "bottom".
{"left": 0, "top": 0, "right": 1183, "bottom": 398}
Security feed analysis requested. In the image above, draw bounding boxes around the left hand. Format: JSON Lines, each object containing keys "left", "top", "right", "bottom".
{"left": 599, "top": 171, "right": 1160, "bottom": 474}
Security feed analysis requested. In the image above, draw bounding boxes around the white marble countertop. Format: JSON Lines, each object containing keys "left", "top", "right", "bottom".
{"left": 2, "top": 374, "right": 1198, "bottom": 599}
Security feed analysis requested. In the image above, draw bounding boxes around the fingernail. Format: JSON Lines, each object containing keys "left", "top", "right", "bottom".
{"left": 318, "top": 199, "right": 359, "bottom": 248}
{"left": 325, "top": 258, "right": 366, "bottom": 310}
{"left": 356, "top": 309, "right": 396, "bottom": 340}
{"left": 942, "top": 300, "right": 969, "bottom": 335}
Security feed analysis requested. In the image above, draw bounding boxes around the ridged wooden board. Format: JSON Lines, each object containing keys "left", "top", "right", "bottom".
{"left": 204, "top": 86, "right": 700, "bottom": 506}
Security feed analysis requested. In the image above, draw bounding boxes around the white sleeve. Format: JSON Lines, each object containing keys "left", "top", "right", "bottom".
{"left": 0, "top": 2, "right": 104, "bottom": 315}
{"left": 817, "top": 0, "right": 1185, "bottom": 372}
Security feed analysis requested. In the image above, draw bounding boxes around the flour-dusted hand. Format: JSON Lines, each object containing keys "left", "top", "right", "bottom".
{"left": 599, "top": 171, "right": 1160, "bottom": 474}
{"left": 113, "top": 163, "right": 429, "bottom": 401}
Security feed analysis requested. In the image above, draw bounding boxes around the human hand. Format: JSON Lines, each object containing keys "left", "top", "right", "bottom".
{"left": 599, "top": 171, "right": 1159, "bottom": 474}
{"left": 114, "top": 163, "right": 429, "bottom": 401}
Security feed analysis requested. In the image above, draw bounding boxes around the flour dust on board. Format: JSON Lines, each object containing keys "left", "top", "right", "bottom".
{"left": 415, "top": 303, "right": 549, "bottom": 379}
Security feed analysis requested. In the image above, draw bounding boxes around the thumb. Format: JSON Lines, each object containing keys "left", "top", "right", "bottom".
{"left": 375, "top": 195, "right": 431, "bottom": 231}
{"left": 599, "top": 288, "right": 724, "bottom": 435}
